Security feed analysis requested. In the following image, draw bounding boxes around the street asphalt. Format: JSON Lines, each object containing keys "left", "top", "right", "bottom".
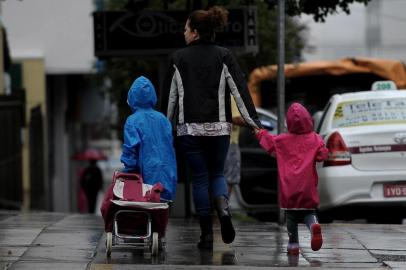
{"left": 1, "top": 210, "right": 406, "bottom": 269}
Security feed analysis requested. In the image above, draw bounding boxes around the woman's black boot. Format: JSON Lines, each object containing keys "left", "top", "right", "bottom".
{"left": 214, "top": 196, "right": 235, "bottom": 244}
{"left": 197, "top": 215, "right": 213, "bottom": 249}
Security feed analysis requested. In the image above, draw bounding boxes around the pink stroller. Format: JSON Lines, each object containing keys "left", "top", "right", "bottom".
{"left": 100, "top": 171, "right": 169, "bottom": 256}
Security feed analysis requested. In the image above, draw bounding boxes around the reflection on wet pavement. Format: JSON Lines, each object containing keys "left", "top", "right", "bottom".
{"left": 2, "top": 211, "right": 404, "bottom": 269}
{"left": 92, "top": 218, "right": 387, "bottom": 268}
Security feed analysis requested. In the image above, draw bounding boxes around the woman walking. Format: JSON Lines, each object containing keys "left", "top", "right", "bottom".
{"left": 161, "top": 5, "right": 262, "bottom": 249}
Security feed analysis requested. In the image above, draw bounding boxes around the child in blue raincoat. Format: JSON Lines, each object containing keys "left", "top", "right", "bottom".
{"left": 120, "top": 76, "right": 177, "bottom": 201}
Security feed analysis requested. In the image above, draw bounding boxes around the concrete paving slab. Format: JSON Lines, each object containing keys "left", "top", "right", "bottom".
{"left": 0, "top": 247, "right": 26, "bottom": 258}
{"left": 343, "top": 226, "right": 406, "bottom": 250}
{"left": 0, "top": 212, "right": 102, "bottom": 269}
{"left": 371, "top": 251, "right": 406, "bottom": 267}
{"left": 32, "top": 230, "right": 101, "bottom": 249}
{"left": 302, "top": 248, "right": 376, "bottom": 263}
{"left": 0, "top": 212, "right": 65, "bottom": 228}
{"left": 384, "top": 261, "right": 406, "bottom": 270}
{"left": 305, "top": 262, "right": 386, "bottom": 269}
{"left": 18, "top": 214, "right": 103, "bottom": 264}
{"left": 0, "top": 262, "right": 13, "bottom": 269}
{"left": 21, "top": 246, "right": 96, "bottom": 262}
{"left": 0, "top": 211, "right": 18, "bottom": 222}
{"left": 8, "top": 261, "right": 90, "bottom": 270}
{"left": 0, "top": 228, "right": 43, "bottom": 246}
{"left": 1, "top": 210, "right": 403, "bottom": 269}
{"left": 51, "top": 214, "right": 104, "bottom": 230}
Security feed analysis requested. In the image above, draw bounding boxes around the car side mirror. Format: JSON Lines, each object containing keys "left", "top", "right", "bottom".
{"left": 260, "top": 120, "right": 274, "bottom": 131}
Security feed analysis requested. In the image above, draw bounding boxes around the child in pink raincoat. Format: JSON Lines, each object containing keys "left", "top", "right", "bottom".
{"left": 255, "top": 102, "right": 328, "bottom": 255}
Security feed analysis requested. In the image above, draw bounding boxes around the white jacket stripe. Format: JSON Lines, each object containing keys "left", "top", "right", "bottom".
{"left": 167, "top": 65, "right": 185, "bottom": 124}
{"left": 223, "top": 64, "right": 259, "bottom": 128}
{"left": 218, "top": 66, "right": 227, "bottom": 121}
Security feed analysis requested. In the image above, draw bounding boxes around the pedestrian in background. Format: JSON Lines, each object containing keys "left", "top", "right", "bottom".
{"left": 120, "top": 76, "right": 177, "bottom": 201}
{"left": 254, "top": 102, "right": 328, "bottom": 255}
{"left": 224, "top": 97, "right": 245, "bottom": 197}
{"left": 161, "top": 5, "right": 262, "bottom": 249}
{"left": 80, "top": 159, "right": 103, "bottom": 213}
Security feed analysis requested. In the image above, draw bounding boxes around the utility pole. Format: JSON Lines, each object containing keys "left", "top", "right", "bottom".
{"left": 277, "top": 0, "right": 286, "bottom": 225}
{"left": 0, "top": 3, "right": 4, "bottom": 95}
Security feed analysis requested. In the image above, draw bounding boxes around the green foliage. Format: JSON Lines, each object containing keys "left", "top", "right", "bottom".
{"left": 264, "top": 0, "right": 371, "bottom": 22}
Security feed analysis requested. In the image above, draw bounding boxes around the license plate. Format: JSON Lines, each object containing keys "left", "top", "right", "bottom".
{"left": 383, "top": 183, "right": 406, "bottom": 197}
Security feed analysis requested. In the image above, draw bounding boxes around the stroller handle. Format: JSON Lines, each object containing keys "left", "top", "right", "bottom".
{"left": 113, "top": 171, "right": 141, "bottom": 181}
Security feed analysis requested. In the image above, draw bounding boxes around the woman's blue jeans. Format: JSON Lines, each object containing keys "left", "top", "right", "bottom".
{"left": 178, "top": 135, "right": 230, "bottom": 217}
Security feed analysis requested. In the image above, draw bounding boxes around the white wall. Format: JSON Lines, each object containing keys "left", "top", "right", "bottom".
{"left": 299, "top": 0, "right": 406, "bottom": 62}
{"left": 2, "top": 0, "right": 95, "bottom": 74}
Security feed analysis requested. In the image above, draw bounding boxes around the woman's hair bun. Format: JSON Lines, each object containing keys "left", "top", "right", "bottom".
{"left": 207, "top": 5, "right": 228, "bottom": 29}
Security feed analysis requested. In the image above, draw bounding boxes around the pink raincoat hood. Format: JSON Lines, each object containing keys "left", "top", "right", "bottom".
{"left": 286, "top": 102, "right": 313, "bottom": 134}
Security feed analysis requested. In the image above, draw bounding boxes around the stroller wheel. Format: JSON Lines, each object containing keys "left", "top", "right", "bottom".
{"left": 106, "top": 232, "right": 113, "bottom": 257}
{"left": 151, "top": 232, "right": 159, "bottom": 256}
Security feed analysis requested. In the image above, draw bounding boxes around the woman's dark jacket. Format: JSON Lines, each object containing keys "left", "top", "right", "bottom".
{"left": 160, "top": 40, "right": 262, "bottom": 134}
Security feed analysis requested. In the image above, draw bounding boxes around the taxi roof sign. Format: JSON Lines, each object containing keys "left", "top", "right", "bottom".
{"left": 371, "top": 80, "right": 397, "bottom": 91}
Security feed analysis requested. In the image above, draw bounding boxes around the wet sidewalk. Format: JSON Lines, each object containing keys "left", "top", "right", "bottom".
{"left": 1, "top": 210, "right": 406, "bottom": 270}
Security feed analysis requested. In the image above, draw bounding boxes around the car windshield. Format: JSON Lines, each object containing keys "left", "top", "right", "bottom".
{"left": 332, "top": 97, "right": 406, "bottom": 128}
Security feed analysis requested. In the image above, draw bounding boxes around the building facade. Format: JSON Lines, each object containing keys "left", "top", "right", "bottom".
{"left": 1, "top": 0, "right": 114, "bottom": 212}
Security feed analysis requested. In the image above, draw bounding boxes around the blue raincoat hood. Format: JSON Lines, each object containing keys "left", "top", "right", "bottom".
{"left": 127, "top": 76, "right": 157, "bottom": 111}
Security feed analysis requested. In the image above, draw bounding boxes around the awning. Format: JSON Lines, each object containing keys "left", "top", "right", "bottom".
{"left": 248, "top": 57, "right": 406, "bottom": 107}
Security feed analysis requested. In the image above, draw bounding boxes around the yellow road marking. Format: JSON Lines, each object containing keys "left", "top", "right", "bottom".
{"left": 89, "top": 264, "right": 113, "bottom": 270}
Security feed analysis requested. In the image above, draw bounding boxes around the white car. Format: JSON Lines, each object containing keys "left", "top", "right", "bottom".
{"left": 316, "top": 89, "right": 406, "bottom": 222}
